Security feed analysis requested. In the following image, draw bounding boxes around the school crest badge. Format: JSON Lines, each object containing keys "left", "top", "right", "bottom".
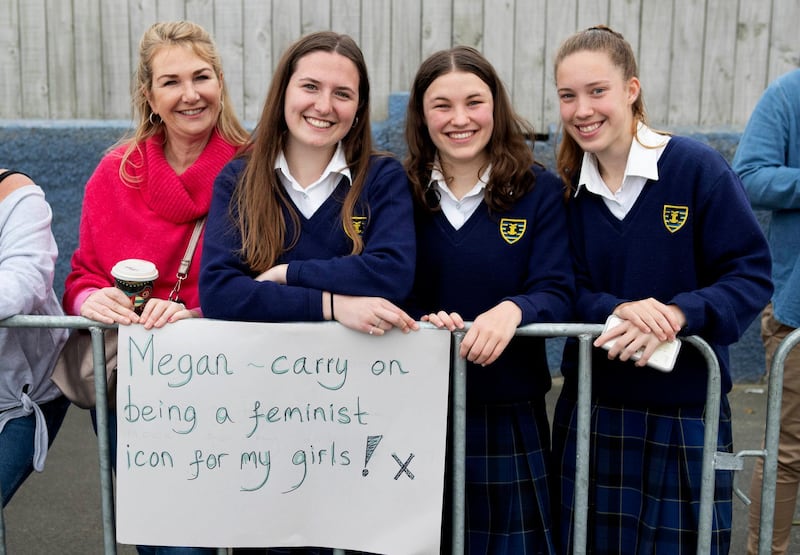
{"left": 663, "top": 205, "right": 688, "bottom": 233}
{"left": 500, "top": 218, "right": 527, "bottom": 244}
{"left": 350, "top": 216, "right": 367, "bottom": 235}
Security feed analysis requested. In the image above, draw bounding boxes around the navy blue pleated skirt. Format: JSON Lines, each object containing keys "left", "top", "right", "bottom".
{"left": 456, "top": 399, "right": 555, "bottom": 555}
{"left": 552, "top": 395, "right": 733, "bottom": 555}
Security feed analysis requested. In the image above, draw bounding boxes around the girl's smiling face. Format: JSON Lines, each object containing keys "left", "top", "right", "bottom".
{"left": 283, "top": 50, "right": 360, "bottom": 155}
{"left": 556, "top": 49, "right": 640, "bottom": 165}
{"left": 422, "top": 70, "right": 494, "bottom": 171}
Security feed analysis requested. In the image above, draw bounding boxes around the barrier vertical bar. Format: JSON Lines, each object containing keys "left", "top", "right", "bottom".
{"left": 757, "top": 328, "right": 800, "bottom": 554}
{"left": 451, "top": 331, "right": 467, "bottom": 554}
{"left": 757, "top": 342, "right": 782, "bottom": 555}
{"left": 0, "top": 480, "right": 5, "bottom": 555}
{"left": 685, "top": 336, "right": 721, "bottom": 555}
{"left": 90, "top": 326, "right": 117, "bottom": 555}
{"left": 572, "top": 333, "right": 593, "bottom": 555}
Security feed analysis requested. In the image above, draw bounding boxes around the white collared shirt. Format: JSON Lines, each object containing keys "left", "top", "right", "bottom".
{"left": 430, "top": 164, "right": 491, "bottom": 230}
{"left": 276, "top": 143, "right": 352, "bottom": 218}
{"left": 575, "top": 123, "right": 670, "bottom": 219}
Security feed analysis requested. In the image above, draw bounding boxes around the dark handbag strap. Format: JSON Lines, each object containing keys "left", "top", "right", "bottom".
{"left": 168, "top": 217, "right": 206, "bottom": 303}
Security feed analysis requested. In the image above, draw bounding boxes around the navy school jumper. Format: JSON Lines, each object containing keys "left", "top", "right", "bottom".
{"left": 199, "top": 154, "right": 416, "bottom": 322}
{"left": 561, "top": 135, "right": 773, "bottom": 407}
{"left": 408, "top": 165, "right": 575, "bottom": 405}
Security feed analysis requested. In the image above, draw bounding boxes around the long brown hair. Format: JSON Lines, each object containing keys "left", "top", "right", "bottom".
{"left": 120, "top": 20, "right": 248, "bottom": 184}
{"left": 404, "top": 46, "right": 538, "bottom": 213}
{"left": 235, "top": 31, "right": 374, "bottom": 272}
{"left": 553, "top": 25, "right": 648, "bottom": 194}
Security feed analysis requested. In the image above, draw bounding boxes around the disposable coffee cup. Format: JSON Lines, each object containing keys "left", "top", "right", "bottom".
{"left": 111, "top": 259, "right": 159, "bottom": 315}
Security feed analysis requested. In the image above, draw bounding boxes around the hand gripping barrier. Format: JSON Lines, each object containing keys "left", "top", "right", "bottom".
{"left": 0, "top": 316, "right": 793, "bottom": 555}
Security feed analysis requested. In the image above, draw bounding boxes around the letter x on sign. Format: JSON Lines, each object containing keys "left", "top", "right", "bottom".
{"left": 392, "top": 453, "right": 415, "bottom": 480}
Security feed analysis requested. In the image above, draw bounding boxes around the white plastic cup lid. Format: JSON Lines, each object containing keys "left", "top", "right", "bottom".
{"left": 111, "top": 259, "right": 159, "bottom": 282}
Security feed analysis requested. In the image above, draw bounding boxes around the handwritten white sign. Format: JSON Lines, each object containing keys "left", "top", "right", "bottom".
{"left": 115, "top": 319, "right": 451, "bottom": 554}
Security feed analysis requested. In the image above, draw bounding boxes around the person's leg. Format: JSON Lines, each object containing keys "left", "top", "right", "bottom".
{"left": 90, "top": 406, "right": 117, "bottom": 469}
{"left": 747, "top": 304, "right": 800, "bottom": 554}
{"left": 0, "top": 411, "right": 38, "bottom": 506}
{"left": 0, "top": 395, "right": 70, "bottom": 506}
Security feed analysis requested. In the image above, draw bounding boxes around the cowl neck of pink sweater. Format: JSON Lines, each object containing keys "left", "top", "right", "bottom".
{"left": 138, "top": 130, "right": 237, "bottom": 224}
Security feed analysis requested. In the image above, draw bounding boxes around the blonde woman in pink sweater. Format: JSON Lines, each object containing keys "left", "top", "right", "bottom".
{"left": 64, "top": 20, "right": 247, "bottom": 329}
{"left": 61, "top": 20, "right": 247, "bottom": 555}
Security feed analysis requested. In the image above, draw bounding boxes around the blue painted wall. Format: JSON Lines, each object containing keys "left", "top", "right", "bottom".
{"left": 0, "top": 93, "right": 768, "bottom": 382}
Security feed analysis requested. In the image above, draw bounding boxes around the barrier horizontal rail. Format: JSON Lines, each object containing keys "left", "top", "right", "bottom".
{"left": 0, "top": 315, "right": 783, "bottom": 554}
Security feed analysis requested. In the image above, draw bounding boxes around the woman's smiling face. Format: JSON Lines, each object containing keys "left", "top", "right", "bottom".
{"left": 147, "top": 44, "right": 222, "bottom": 144}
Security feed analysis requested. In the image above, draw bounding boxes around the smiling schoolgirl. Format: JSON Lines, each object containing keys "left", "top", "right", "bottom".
{"left": 199, "top": 31, "right": 417, "bottom": 554}
{"left": 200, "top": 32, "right": 416, "bottom": 338}
{"left": 404, "top": 46, "right": 574, "bottom": 554}
{"left": 551, "top": 25, "right": 773, "bottom": 554}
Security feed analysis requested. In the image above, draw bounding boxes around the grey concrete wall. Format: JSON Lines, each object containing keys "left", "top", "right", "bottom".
{"left": 0, "top": 93, "right": 768, "bottom": 382}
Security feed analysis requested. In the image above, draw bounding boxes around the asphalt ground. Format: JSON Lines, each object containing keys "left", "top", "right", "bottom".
{"left": 2, "top": 378, "right": 797, "bottom": 555}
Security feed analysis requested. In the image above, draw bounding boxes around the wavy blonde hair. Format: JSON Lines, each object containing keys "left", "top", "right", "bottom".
{"left": 118, "top": 20, "right": 248, "bottom": 184}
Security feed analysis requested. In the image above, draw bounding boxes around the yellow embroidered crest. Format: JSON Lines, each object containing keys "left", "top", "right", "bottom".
{"left": 350, "top": 216, "right": 367, "bottom": 236}
{"left": 663, "top": 205, "right": 688, "bottom": 233}
{"left": 500, "top": 218, "right": 527, "bottom": 244}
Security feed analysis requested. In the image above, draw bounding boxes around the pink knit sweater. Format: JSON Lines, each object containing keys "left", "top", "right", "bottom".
{"left": 63, "top": 130, "right": 238, "bottom": 314}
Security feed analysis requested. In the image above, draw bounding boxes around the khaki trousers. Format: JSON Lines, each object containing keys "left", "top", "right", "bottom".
{"left": 747, "top": 304, "right": 800, "bottom": 554}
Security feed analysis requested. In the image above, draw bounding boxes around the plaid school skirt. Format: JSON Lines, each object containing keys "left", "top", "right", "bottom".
{"left": 459, "top": 399, "right": 556, "bottom": 555}
{"left": 551, "top": 395, "right": 733, "bottom": 555}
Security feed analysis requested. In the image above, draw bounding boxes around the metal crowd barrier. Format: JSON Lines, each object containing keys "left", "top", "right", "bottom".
{"left": 752, "top": 327, "right": 800, "bottom": 555}
{"left": 0, "top": 316, "right": 789, "bottom": 554}
{"left": 476, "top": 324, "right": 783, "bottom": 555}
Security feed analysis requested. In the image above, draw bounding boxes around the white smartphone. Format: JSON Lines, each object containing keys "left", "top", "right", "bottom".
{"left": 600, "top": 314, "right": 681, "bottom": 372}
